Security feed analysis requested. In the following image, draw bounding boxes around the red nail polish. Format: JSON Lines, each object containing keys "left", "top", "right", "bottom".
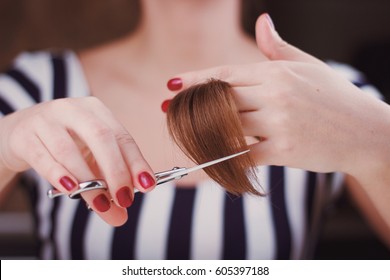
{"left": 161, "top": 99, "right": 171, "bottom": 113}
{"left": 59, "top": 176, "right": 77, "bottom": 191}
{"left": 93, "top": 194, "right": 111, "bottom": 212}
{"left": 116, "top": 186, "right": 133, "bottom": 208}
{"left": 167, "top": 78, "right": 182, "bottom": 91}
{"left": 138, "top": 172, "right": 155, "bottom": 189}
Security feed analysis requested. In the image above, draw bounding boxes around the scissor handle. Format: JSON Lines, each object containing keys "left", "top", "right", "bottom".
{"left": 155, "top": 167, "right": 187, "bottom": 185}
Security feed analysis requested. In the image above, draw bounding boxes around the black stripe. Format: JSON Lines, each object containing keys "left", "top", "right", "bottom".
{"left": 112, "top": 193, "right": 144, "bottom": 259}
{"left": 352, "top": 81, "right": 368, "bottom": 88}
{"left": 49, "top": 197, "right": 62, "bottom": 259}
{"left": 167, "top": 188, "right": 196, "bottom": 260}
{"left": 71, "top": 201, "right": 90, "bottom": 259}
{"left": 305, "top": 172, "right": 317, "bottom": 229}
{"left": 5, "top": 68, "right": 40, "bottom": 103}
{"left": 222, "top": 193, "right": 246, "bottom": 259}
{"left": 20, "top": 176, "right": 41, "bottom": 258}
{"left": 270, "top": 166, "right": 291, "bottom": 259}
{"left": 52, "top": 55, "right": 67, "bottom": 100}
{"left": 0, "top": 94, "right": 14, "bottom": 115}
{"left": 48, "top": 54, "right": 67, "bottom": 259}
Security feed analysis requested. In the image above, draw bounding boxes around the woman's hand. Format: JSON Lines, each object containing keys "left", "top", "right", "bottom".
{"left": 0, "top": 96, "right": 156, "bottom": 226}
{"left": 166, "top": 14, "right": 390, "bottom": 178}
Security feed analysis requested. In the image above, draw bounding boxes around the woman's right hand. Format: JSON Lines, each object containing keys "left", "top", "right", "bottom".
{"left": 0, "top": 96, "right": 156, "bottom": 226}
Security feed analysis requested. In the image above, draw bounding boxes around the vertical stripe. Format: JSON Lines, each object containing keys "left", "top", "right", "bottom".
{"left": 270, "top": 166, "right": 291, "bottom": 259}
{"left": 285, "top": 168, "right": 307, "bottom": 259}
{"left": 191, "top": 180, "right": 224, "bottom": 259}
{"left": 52, "top": 55, "right": 67, "bottom": 100}
{"left": 49, "top": 198, "right": 61, "bottom": 259}
{"left": 71, "top": 201, "right": 90, "bottom": 259}
{"left": 55, "top": 198, "right": 79, "bottom": 259}
{"left": 49, "top": 53, "right": 67, "bottom": 259}
{"left": 135, "top": 183, "right": 175, "bottom": 259}
{"left": 20, "top": 174, "right": 41, "bottom": 258}
{"left": 243, "top": 166, "right": 275, "bottom": 259}
{"left": 112, "top": 193, "right": 144, "bottom": 259}
{"left": 84, "top": 209, "right": 115, "bottom": 260}
{"left": 4, "top": 69, "right": 40, "bottom": 102}
{"left": 305, "top": 172, "right": 317, "bottom": 230}
{"left": 0, "top": 94, "right": 14, "bottom": 115}
{"left": 167, "top": 187, "right": 196, "bottom": 260}
{"left": 223, "top": 193, "right": 246, "bottom": 259}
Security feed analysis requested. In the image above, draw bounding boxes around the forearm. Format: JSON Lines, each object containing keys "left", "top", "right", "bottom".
{"left": 345, "top": 102, "right": 390, "bottom": 240}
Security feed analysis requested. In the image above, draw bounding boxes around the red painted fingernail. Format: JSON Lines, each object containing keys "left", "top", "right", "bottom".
{"left": 59, "top": 176, "right": 77, "bottom": 191}
{"left": 167, "top": 78, "right": 182, "bottom": 91}
{"left": 161, "top": 99, "right": 171, "bottom": 113}
{"left": 93, "top": 194, "right": 111, "bottom": 212}
{"left": 138, "top": 172, "right": 155, "bottom": 189}
{"left": 116, "top": 186, "right": 133, "bottom": 208}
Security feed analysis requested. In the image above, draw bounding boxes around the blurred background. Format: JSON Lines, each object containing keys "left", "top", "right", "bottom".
{"left": 0, "top": 0, "right": 390, "bottom": 259}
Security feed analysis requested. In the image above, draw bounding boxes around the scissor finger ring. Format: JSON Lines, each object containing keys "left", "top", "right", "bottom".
{"left": 69, "top": 180, "right": 107, "bottom": 199}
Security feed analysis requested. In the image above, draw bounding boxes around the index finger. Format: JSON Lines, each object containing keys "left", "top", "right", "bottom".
{"left": 167, "top": 62, "right": 270, "bottom": 92}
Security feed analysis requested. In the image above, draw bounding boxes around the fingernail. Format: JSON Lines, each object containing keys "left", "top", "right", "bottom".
{"left": 265, "top": 13, "right": 275, "bottom": 30}
{"left": 116, "top": 186, "right": 133, "bottom": 208}
{"left": 161, "top": 99, "right": 171, "bottom": 113}
{"left": 138, "top": 172, "right": 155, "bottom": 189}
{"left": 93, "top": 194, "right": 111, "bottom": 212}
{"left": 59, "top": 176, "right": 77, "bottom": 191}
{"left": 167, "top": 78, "right": 182, "bottom": 91}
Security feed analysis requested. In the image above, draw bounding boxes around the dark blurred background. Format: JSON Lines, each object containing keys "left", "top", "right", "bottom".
{"left": 0, "top": 0, "right": 390, "bottom": 259}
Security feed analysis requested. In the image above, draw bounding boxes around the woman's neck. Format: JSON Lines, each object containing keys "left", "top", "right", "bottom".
{"left": 125, "top": 0, "right": 265, "bottom": 72}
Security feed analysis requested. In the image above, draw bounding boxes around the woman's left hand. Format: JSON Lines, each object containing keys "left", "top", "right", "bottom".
{"left": 166, "top": 13, "right": 390, "bottom": 178}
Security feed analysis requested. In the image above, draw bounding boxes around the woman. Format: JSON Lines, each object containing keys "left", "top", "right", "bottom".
{"left": 0, "top": 0, "right": 388, "bottom": 259}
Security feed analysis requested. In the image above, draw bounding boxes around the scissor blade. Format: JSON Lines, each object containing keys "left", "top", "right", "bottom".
{"left": 163, "top": 149, "right": 250, "bottom": 180}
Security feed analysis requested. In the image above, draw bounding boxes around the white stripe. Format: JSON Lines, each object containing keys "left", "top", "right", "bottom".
{"left": 0, "top": 75, "right": 36, "bottom": 110}
{"left": 67, "top": 52, "right": 90, "bottom": 98}
{"left": 84, "top": 212, "right": 114, "bottom": 259}
{"left": 243, "top": 166, "right": 275, "bottom": 259}
{"left": 190, "top": 180, "right": 224, "bottom": 259}
{"left": 55, "top": 197, "right": 79, "bottom": 259}
{"left": 12, "top": 52, "right": 53, "bottom": 103}
{"left": 135, "top": 183, "right": 175, "bottom": 259}
{"left": 285, "top": 168, "right": 307, "bottom": 259}
{"left": 36, "top": 177, "right": 55, "bottom": 259}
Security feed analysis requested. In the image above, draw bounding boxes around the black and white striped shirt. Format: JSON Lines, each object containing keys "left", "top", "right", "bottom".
{"left": 1, "top": 51, "right": 376, "bottom": 259}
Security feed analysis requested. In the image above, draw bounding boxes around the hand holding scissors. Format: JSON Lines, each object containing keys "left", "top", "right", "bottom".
{"left": 47, "top": 149, "right": 249, "bottom": 199}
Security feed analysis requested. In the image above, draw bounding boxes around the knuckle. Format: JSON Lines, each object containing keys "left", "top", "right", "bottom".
{"left": 215, "top": 66, "right": 233, "bottom": 80}
{"left": 274, "top": 138, "right": 294, "bottom": 154}
{"left": 116, "top": 132, "right": 136, "bottom": 147}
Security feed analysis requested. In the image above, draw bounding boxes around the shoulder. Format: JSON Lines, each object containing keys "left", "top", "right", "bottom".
{"left": 0, "top": 50, "right": 86, "bottom": 115}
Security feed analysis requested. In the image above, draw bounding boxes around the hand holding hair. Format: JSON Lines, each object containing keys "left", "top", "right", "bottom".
{"left": 166, "top": 13, "right": 390, "bottom": 231}
{"left": 167, "top": 13, "right": 390, "bottom": 178}
{"left": 166, "top": 79, "right": 263, "bottom": 196}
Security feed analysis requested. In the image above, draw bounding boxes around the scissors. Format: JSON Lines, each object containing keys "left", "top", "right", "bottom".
{"left": 47, "top": 149, "right": 249, "bottom": 199}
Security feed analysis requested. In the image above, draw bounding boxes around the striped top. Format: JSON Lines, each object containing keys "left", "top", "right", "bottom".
{"left": 0, "top": 51, "right": 376, "bottom": 260}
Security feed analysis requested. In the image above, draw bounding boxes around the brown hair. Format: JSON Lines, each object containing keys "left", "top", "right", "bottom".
{"left": 166, "top": 79, "right": 264, "bottom": 196}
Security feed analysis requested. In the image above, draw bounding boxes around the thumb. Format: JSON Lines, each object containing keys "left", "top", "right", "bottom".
{"left": 255, "top": 13, "right": 323, "bottom": 64}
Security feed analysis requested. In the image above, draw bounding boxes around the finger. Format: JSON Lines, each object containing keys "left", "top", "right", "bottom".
{"left": 80, "top": 98, "right": 156, "bottom": 193}
{"left": 33, "top": 118, "right": 128, "bottom": 226}
{"left": 232, "top": 86, "right": 264, "bottom": 112}
{"left": 22, "top": 134, "right": 78, "bottom": 195}
{"left": 62, "top": 98, "right": 154, "bottom": 202}
{"left": 239, "top": 111, "right": 268, "bottom": 137}
{"left": 167, "top": 63, "right": 270, "bottom": 92}
{"left": 248, "top": 140, "right": 279, "bottom": 167}
{"left": 255, "top": 13, "right": 324, "bottom": 65}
